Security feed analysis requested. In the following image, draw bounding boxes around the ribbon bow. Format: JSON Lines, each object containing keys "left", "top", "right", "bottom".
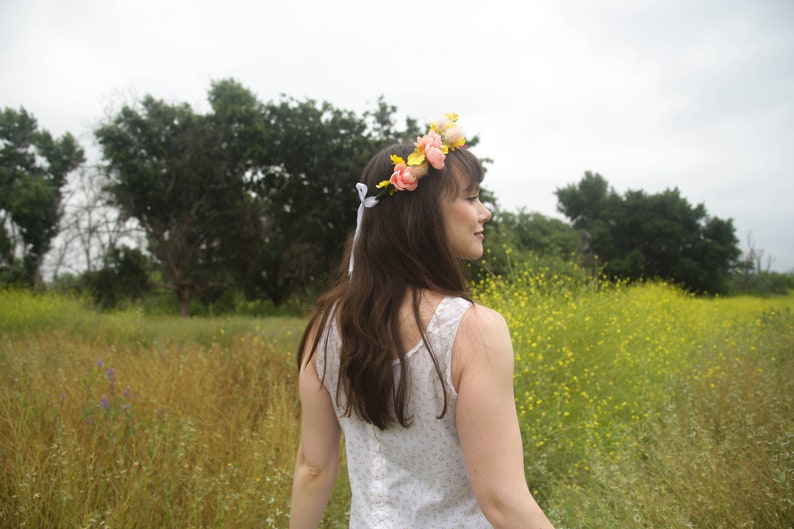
{"left": 348, "top": 183, "right": 379, "bottom": 276}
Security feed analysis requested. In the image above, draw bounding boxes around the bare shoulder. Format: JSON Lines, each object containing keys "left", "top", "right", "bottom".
{"left": 457, "top": 302, "right": 511, "bottom": 343}
{"left": 452, "top": 302, "right": 514, "bottom": 388}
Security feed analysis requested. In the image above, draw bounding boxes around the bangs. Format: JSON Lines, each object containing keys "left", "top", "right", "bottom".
{"left": 446, "top": 148, "right": 485, "bottom": 194}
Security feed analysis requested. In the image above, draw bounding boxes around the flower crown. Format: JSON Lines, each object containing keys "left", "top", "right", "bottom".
{"left": 349, "top": 114, "right": 466, "bottom": 276}
{"left": 375, "top": 113, "right": 467, "bottom": 199}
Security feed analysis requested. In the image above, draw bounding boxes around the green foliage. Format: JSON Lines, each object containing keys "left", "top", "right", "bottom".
{"left": 729, "top": 235, "right": 793, "bottom": 296}
{"left": 729, "top": 270, "right": 794, "bottom": 296}
{"left": 234, "top": 94, "right": 426, "bottom": 307}
{"left": 556, "top": 171, "right": 742, "bottom": 294}
{"left": 95, "top": 83, "right": 427, "bottom": 315}
{"left": 80, "top": 245, "right": 152, "bottom": 309}
{"left": 474, "top": 267, "right": 794, "bottom": 528}
{"left": 468, "top": 198, "right": 582, "bottom": 283}
{"left": 494, "top": 209, "right": 579, "bottom": 258}
{"left": 0, "top": 287, "right": 92, "bottom": 335}
{"left": 95, "top": 90, "right": 246, "bottom": 317}
{"left": 238, "top": 96, "right": 373, "bottom": 305}
{"left": 0, "top": 107, "right": 85, "bottom": 286}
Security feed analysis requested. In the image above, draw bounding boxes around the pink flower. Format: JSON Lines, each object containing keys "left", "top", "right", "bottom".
{"left": 424, "top": 146, "right": 445, "bottom": 169}
{"left": 415, "top": 131, "right": 443, "bottom": 152}
{"left": 390, "top": 163, "right": 419, "bottom": 191}
{"left": 415, "top": 132, "right": 446, "bottom": 169}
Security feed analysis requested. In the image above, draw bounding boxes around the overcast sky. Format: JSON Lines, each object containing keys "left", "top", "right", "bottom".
{"left": 2, "top": 0, "right": 793, "bottom": 272}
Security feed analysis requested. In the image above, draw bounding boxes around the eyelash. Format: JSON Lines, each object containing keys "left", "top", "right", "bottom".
{"left": 467, "top": 195, "right": 479, "bottom": 202}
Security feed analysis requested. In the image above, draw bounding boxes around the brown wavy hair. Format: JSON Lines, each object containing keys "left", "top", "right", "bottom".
{"left": 297, "top": 143, "right": 485, "bottom": 429}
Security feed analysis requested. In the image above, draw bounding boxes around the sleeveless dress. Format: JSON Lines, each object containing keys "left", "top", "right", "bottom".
{"left": 316, "top": 296, "right": 493, "bottom": 529}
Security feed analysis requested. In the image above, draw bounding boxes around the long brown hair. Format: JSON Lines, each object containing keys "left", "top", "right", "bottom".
{"left": 298, "top": 143, "right": 485, "bottom": 429}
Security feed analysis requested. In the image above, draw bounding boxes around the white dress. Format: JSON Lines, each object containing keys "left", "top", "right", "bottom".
{"left": 316, "top": 296, "right": 493, "bottom": 529}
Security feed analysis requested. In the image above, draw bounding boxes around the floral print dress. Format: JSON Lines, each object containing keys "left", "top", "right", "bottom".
{"left": 316, "top": 297, "right": 492, "bottom": 529}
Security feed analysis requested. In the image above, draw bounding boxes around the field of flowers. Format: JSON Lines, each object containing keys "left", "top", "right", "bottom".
{"left": 1, "top": 266, "right": 792, "bottom": 528}
{"left": 473, "top": 266, "right": 794, "bottom": 527}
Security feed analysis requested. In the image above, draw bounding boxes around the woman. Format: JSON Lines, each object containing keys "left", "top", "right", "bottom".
{"left": 289, "top": 115, "right": 555, "bottom": 529}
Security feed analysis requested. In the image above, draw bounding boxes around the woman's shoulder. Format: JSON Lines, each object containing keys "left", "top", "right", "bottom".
{"left": 459, "top": 301, "right": 508, "bottom": 332}
{"left": 455, "top": 302, "right": 512, "bottom": 354}
{"left": 450, "top": 302, "right": 514, "bottom": 390}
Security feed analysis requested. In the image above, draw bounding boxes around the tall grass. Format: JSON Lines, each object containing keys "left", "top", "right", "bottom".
{"left": 1, "top": 273, "right": 792, "bottom": 528}
{"left": 474, "top": 266, "right": 794, "bottom": 528}
{"left": 0, "top": 290, "right": 311, "bottom": 528}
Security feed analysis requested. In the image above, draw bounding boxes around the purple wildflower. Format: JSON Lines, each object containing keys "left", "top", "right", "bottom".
{"left": 100, "top": 395, "right": 110, "bottom": 411}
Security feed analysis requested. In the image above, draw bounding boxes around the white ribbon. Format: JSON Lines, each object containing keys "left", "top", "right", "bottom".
{"left": 348, "top": 183, "right": 379, "bottom": 276}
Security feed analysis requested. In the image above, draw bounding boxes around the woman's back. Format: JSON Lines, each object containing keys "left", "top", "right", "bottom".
{"left": 317, "top": 295, "right": 491, "bottom": 528}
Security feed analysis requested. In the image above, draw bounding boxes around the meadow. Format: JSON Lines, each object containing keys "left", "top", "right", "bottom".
{"left": 1, "top": 266, "right": 792, "bottom": 528}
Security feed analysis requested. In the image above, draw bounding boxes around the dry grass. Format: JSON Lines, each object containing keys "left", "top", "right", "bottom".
{"left": 0, "top": 296, "right": 308, "bottom": 528}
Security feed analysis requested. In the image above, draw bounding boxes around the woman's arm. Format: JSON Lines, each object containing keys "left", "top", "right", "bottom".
{"left": 453, "top": 305, "right": 556, "bottom": 529}
{"left": 289, "top": 347, "right": 341, "bottom": 529}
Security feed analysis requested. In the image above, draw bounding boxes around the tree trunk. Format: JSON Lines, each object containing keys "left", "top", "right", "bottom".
{"left": 177, "top": 283, "right": 191, "bottom": 318}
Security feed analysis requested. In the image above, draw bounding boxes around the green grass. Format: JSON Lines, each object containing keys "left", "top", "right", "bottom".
{"left": 474, "top": 268, "right": 793, "bottom": 528}
{"left": 1, "top": 276, "right": 792, "bottom": 528}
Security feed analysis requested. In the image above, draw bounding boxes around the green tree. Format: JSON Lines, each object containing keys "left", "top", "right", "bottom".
{"left": 239, "top": 97, "right": 388, "bottom": 305}
{"left": 95, "top": 81, "right": 264, "bottom": 316}
{"left": 96, "top": 84, "right": 459, "bottom": 311}
{"left": 729, "top": 232, "right": 793, "bottom": 296}
{"left": 0, "top": 107, "right": 85, "bottom": 286}
{"left": 556, "top": 171, "right": 741, "bottom": 294}
{"left": 81, "top": 245, "right": 152, "bottom": 309}
{"left": 493, "top": 208, "right": 580, "bottom": 259}
{"left": 229, "top": 95, "right": 426, "bottom": 306}
{"left": 467, "top": 188, "right": 580, "bottom": 280}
